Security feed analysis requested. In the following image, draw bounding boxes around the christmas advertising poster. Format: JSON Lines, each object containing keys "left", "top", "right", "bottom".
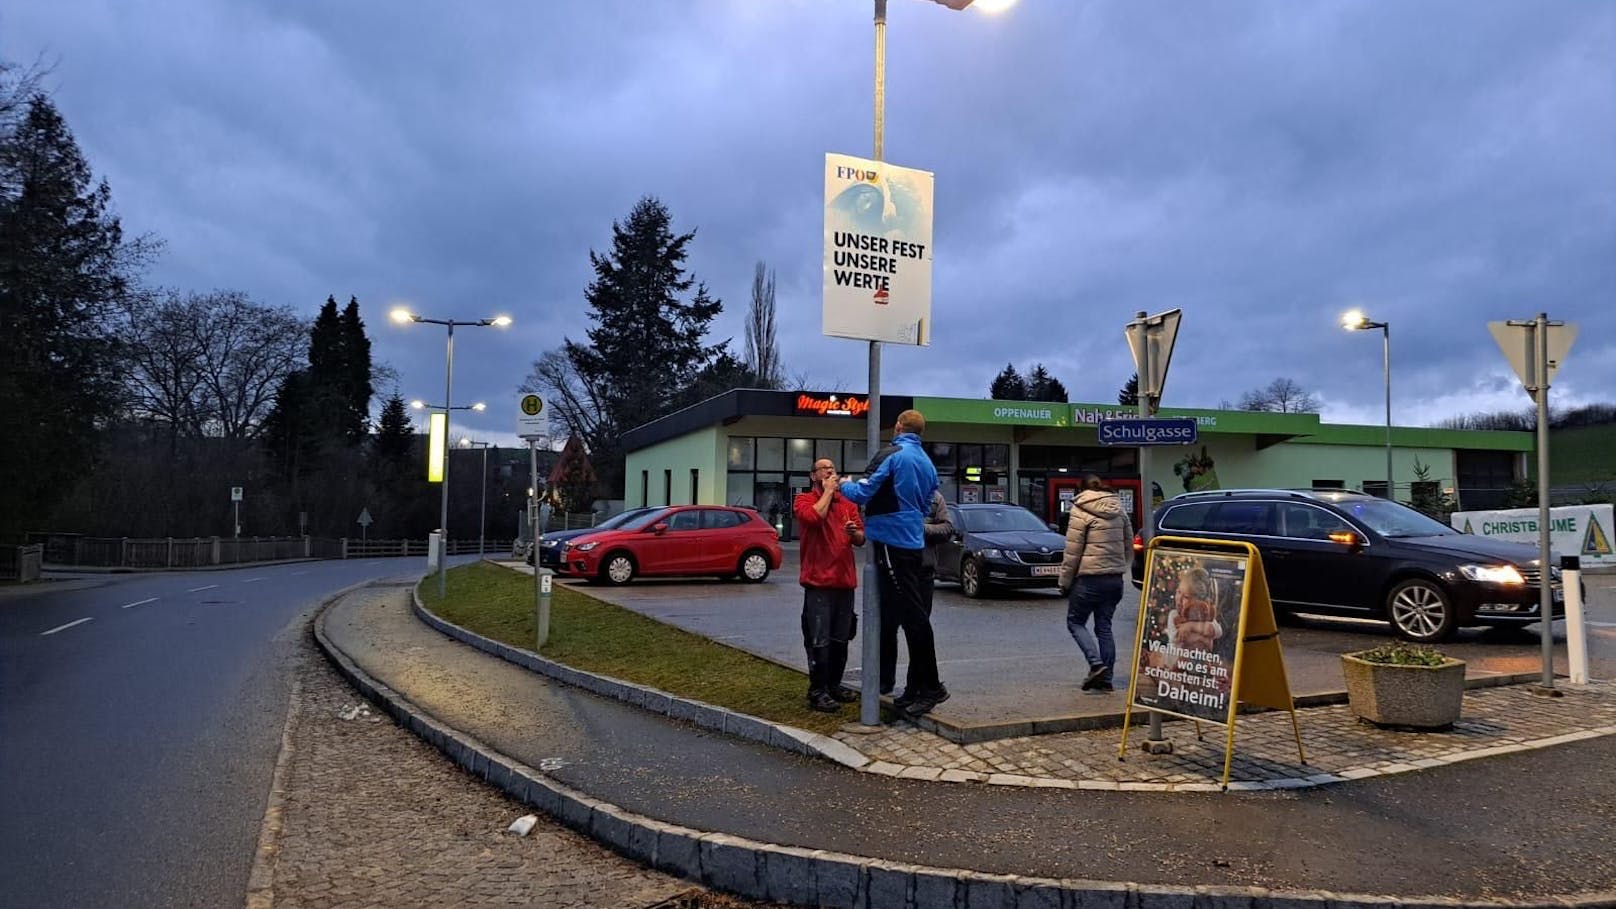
{"left": 1132, "top": 548, "right": 1247, "bottom": 723}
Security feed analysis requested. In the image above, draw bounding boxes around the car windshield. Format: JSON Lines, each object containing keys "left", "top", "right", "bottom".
{"left": 1336, "top": 498, "right": 1458, "bottom": 538}
{"left": 618, "top": 508, "right": 671, "bottom": 531}
{"left": 960, "top": 506, "right": 1049, "bottom": 534}
{"left": 598, "top": 507, "right": 657, "bottom": 530}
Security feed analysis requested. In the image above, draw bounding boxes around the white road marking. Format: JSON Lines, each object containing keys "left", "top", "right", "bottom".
{"left": 241, "top": 577, "right": 265, "bottom": 584}
{"left": 1588, "top": 621, "right": 1616, "bottom": 628}
{"left": 120, "top": 597, "right": 158, "bottom": 609}
{"left": 41, "top": 617, "right": 93, "bottom": 636}
{"left": 188, "top": 584, "right": 219, "bottom": 593}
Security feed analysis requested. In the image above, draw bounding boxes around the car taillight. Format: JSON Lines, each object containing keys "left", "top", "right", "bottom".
{"left": 1132, "top": 533, "right": 1144, "bottom": 553}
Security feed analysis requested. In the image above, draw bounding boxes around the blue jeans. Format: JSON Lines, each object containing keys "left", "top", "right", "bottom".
{"left": 1066, "top": 574, "right": 1123, "bottom": 678}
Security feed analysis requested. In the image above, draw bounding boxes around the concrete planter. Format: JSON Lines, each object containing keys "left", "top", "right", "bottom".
{"left": 1340, "top": 653, "right": 1466, "bottom": 729}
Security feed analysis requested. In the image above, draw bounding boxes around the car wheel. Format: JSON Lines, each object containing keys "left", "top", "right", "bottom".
{"left": 739, "top": 549, "right": 771, "bottom": 583}
{"left": 960, "top": 557, "right": 985, "bottom": 598}
{"left": 1386, "top": 578, "right": 1456, "bottom": 642}
{"left": 601, "top": 553, "right": 636, "bottom": 586}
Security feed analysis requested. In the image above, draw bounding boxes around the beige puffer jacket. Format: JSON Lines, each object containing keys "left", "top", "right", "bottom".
{"left": 1056, "top": 489, "right": 1133, "bottom": 589}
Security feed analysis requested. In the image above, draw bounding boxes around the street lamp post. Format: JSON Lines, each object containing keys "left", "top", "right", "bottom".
{"left": 851, "top": 0, "right": 1015, "bottom": 731}
{"left": 1342, "top": 310, "right": 1392, "bottom": 498}
{"left": 393, "top": 308, "right": 511, "bottom": 598}
{"left": 460, "top": 438, "right": 493, "bottom": 559}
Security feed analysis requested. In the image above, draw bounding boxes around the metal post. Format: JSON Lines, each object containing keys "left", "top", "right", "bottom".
{"left": 530, "top": 440, "right": 549, "bottom": 648}
{"left": 1534, "top": 313, "right": 1554, "bottom": 691}
{"left": 1137, "top": 313, "right": 1167, "bottom": 751}
{"left": 853, "top": 0, "right": 889, "bottom": 732}
{"left": 479, "top": 445, "right": 488, "bottom": 559}
{"left": 439, "top": 322, "right": 454, "bottom": 599}
{"left": 234, "top": 501, "right": 239, "bottom": 541}
{"left": 1383, "top": 323, "right": 1392, "bottom": 498}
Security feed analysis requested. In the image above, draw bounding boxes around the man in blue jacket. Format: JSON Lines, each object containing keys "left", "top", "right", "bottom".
{"left": 839, "top": 409, "right": 947, "bottom": 717}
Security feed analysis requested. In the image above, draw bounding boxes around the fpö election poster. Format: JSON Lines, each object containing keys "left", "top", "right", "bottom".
{"left": 822, "top": 153, "right": 934, "bottom": 346}
{"left": 1132, "top": 549, "right": 1248, "bottom": 724}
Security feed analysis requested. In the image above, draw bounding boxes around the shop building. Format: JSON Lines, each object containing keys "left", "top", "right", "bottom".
{"left": 622, "top": 390, "right": 1531, "bottom": 541}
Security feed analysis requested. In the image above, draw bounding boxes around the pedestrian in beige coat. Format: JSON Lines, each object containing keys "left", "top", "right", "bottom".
{"left": 1056, "top": 475, "right": 1133, "bottom": 691}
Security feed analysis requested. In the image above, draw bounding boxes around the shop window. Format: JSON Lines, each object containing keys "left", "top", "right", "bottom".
{"left": 755, "top": 437, "right": 785, "bottom": 471}
{"left": 925, "top": 442, "right": 956, "bottom": 470}
{"left": 846, "top": 439, "right": 869, "bottom": 473}
{"left": 727, "top": 437, "right": 754, "bottom": 470}
{"left": 690, "top": 468, "right": 699, "bottom": 505}
{"left": 984, "top": 444, "right": 1010, "bottom": 470}
{"left": 726, "top": 473, "right": 752, "bottom": 508}
{"left": 814, "top": 439, "right": 844, "bottom": 468}
{"left": 787, "top": 438, "right": 814, "bottom": 472}
{"left": 1312, "top": 479, "right": 1344, "bottom": 489}
{"left": 664, "top": 469, "right": 672, "bottom": 505}
{"left": 640, "top": 471, "right": 649, "bottom": 507}
{"left": 956, "top": 444, "right": 984, "bottom": 468}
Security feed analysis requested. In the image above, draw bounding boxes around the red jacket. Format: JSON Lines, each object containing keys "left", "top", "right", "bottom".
{"left": 795, "top": 487, "right": 863, "bottom": 589}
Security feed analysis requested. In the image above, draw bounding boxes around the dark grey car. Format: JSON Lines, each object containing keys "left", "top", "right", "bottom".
{"left": 935, "top": 503, "right": 1068, "bottom": 598}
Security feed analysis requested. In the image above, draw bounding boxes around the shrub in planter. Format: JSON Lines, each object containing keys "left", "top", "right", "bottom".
{"left": 1341, "top": 643, "right": 1465, "bottom": 729}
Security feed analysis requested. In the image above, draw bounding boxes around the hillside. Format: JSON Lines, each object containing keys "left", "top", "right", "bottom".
{"left": 1533, "top": 424, "right": 1616, "bottom": 487}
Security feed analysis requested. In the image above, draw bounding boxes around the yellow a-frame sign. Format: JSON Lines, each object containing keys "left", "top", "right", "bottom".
{"left": 1119, "top": 536, "right": 1305, "bottom": 788}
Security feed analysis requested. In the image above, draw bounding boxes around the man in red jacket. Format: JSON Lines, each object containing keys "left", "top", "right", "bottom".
{"left": 794, "top": 457, "right": 866, "bottom": 712}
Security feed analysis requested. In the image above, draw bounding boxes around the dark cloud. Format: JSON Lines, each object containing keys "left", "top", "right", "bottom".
{"left": 5, "top": 0, "right": 1610, "bottom": 445}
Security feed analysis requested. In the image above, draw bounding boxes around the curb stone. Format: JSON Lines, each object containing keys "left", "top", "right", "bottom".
{"left": 315, "top": 589, "right": 1616, "bottom": 909}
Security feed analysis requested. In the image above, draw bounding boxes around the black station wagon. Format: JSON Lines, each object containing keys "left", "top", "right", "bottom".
{"left": 1131, "top": 489, "right": 1569, "bottom": 642}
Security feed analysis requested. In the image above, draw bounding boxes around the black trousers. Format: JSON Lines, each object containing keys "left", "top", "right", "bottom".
{"left": 874, "top": 541, "right": 941, "bottom": 696}
{"left": 802, "top": 586, "right": 856, "bottom": 695}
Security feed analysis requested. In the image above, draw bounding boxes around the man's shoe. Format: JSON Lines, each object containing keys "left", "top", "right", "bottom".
{"left": 830, "top": 686, "right": 860, "bottom": 703}
{"left": 1081, "top": 665, "right": 1108, "bottom": 691}
{"left": 807, "top": 691, "right": 841, "bottom": 713}
{"left": 900, "top": 687, "right": 950, "bottom": 718}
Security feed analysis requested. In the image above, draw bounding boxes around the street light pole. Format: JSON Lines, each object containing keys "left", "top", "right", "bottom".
{"left": 1342, "top": 310, "right": 1392, "bottom": 497}
{"left": 392, "top": 308, "right": 511, "bottom": 599}
{"left": 461, "top": 439, "right": 493, "bottom": 559}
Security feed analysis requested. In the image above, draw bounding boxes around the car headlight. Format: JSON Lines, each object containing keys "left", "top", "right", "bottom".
{"left": 1459, "top": 564, "right": 1525, "bottom": 585}
{"left": 977, "top": 548, "right": 1004, "bottom": 560}
{"left": 574, "top": 541, "right": 598, "bottom": 552}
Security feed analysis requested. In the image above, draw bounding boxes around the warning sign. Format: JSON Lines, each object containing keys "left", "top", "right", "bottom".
{"left": 1585, "top": 514, "right": 1613, "bottom": 558}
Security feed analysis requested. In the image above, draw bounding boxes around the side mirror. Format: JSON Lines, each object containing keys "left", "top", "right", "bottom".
{"left": 652, "top": 522, "right": 669, "bottom": 535}
{"left": 1328, "top": 530, "right": 1366, "bottom": 553}
{"left": 1047, "top": 522, "right": 1060, "bottom": 533}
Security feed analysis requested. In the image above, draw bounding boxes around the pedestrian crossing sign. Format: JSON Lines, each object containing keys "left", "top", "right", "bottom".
{"left": 1584, "top": 515, "right": 1612, "bottom": 557}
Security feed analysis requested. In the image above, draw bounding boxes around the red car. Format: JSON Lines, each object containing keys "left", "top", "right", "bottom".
{"left": 559, "top": 505, "right": 783, "bottom": 585}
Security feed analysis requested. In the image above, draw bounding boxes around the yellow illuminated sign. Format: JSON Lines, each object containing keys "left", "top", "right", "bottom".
{"left": 427, "top": 412, "right": 446, "bottom": 482}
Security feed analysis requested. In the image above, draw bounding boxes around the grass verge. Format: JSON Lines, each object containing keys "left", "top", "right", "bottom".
{"left": 419, "top": 561, "right": 848, "bottom": 734}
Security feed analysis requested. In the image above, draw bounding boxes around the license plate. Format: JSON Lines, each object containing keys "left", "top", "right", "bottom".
{"left": 1031, "top": 565, "right": 1060, "bottom": 577}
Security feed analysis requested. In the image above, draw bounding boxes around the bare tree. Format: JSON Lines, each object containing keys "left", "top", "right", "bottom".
{"left": 124, "top": 290, "right": 307, "bottom": 440}
{"left": 521, "top": 347, "right": 611, "bottom": 457}
{"left": 1238, "top": 377, "right": 1321, "bottom": 413}
{"left": 744, "top": 261, "right": 783, "bottom": 388}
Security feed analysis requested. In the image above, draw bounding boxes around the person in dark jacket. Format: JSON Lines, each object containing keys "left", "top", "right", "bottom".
{"left": 793, "top": 458, "right": 866, "bottom": 712}
{"left": 840, "top": 409, "right": 947, "bottom": 717}
{"left": 876, "top": 490, "right": 952, "bottom": 698}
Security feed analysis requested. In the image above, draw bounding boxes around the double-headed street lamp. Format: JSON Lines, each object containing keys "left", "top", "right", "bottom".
{"left": 460, "top": 438, "right": 493, "bottom": 559}
{"left": 1341, "top": 309, "right": 1392, "bottom": 498}
{"left": 391, "top": 307, "right": 511, "bottom": 597}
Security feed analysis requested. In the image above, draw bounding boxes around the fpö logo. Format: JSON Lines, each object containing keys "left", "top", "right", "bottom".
{"left": 836, "top": 165, "right": 879, "bottom": 183}
{"left": 796, "top": 393, "right": 870, "bottom": 418}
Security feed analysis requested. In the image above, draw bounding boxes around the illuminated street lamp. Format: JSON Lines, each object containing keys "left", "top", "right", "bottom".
{"left": 392, "top": 307, "right": 511, "bottom": 597}
{"left": 460, "top": 438, "right": 493, "bottom": 559}
{"left": 1342, "top": 309, "right": 1392, "bottom": 497}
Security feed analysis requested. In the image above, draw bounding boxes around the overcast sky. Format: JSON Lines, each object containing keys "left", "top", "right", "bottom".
{"left": 6, "top": 0, "right": 1612, "bottom": 446}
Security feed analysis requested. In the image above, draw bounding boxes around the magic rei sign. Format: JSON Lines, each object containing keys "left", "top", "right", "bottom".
{"left": 795, "top": 393, "right": 870, "bottom": 418}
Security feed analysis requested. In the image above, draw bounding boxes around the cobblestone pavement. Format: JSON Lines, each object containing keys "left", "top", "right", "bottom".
{"left": 256, "top": 633, "right": 721, "bottom": 909}
{"left": 834, "top": 680, "right": 1616, "bottom": 790}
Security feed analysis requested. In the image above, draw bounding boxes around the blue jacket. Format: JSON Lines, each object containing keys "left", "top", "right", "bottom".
{"left": 839, "top": 433, "right": 938, "bottom": 550}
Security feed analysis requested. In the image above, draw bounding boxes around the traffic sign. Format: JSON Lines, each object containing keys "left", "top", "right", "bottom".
{"left": 357, "top": 508, "right": 373, "bottom": 527}
{"left": 230, "top": 486, "right": 243, "bottom": 502}
{"left": 1097, "top": 417, "right": 1198, "bottom": 447}
{"left": 517, "top": 394, "right": 548, "bottom": 439}
{"left": 1124, "top": 308, "right": 1182, "bottom": 402}
{"left": 1488, "top": 319, "right": 1577, "bottom": 395}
